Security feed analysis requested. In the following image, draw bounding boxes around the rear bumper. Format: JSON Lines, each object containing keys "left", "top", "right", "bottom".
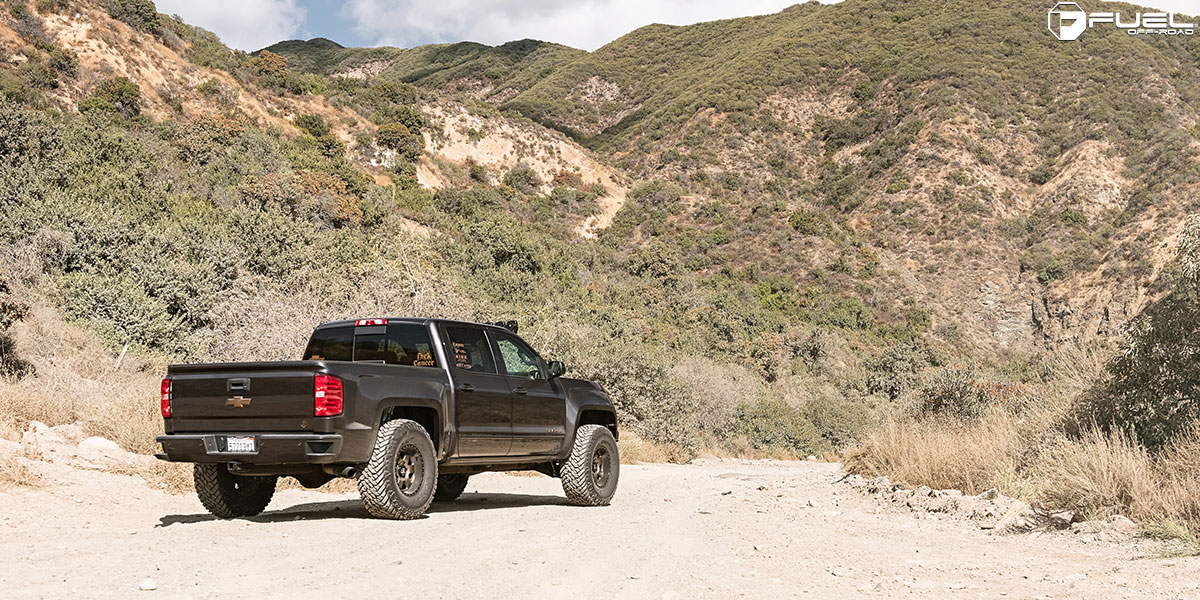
{"left": 155, "top": 433, "right": 344, "bottom": 464}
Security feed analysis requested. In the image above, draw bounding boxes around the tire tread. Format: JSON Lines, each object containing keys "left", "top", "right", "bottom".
{"left": 561, "top": 424, "right": 618, "bottom": 506}
{"left": 358, "top": 419, "right": 437, "bottom": 519}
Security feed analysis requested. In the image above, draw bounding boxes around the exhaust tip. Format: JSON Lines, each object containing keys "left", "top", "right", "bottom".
{"left": 324, "top": 465, "right": 358, "bottom": 478}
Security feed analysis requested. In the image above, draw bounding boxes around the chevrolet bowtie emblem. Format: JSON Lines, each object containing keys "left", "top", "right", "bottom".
{"left": 226, "top": 396, "right": 252, "bottom": 408}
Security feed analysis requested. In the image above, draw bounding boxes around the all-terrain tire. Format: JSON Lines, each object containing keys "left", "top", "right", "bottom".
{"left": 193, "top": 463, "right": 277, "bottom": 519}
{"left": 358, "top": 419, "right": 438, "bottom": 519}
{"left": 561, "top": 424, "right": 619, "bottom": 506}
{"left": 433, "top": 474, "right": 470, "bottom": 502}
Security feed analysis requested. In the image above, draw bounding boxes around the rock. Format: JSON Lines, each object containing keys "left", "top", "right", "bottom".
{"left": 138, "top": 578, "right": 157, "bottom": 591}
{"left": 831, "top": 568, "right": 846, "bottom": 577}
{"left": 1109, "top": 515, "right": 1136, "bottom": 530}
{"left": 913, "top": 485, "right": 932, "bottom": 497}
{"left": 78, "top": 437, "right": 125, "bottom": 458}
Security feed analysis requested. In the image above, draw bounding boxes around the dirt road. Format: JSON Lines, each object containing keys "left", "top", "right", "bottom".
{"left": 2, "top": 458, "right": 1197, "bottom": 599}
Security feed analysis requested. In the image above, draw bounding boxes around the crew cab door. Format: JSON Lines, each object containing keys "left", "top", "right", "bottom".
{"left": 443, "top": 325, "right": 512, "bottom": 458}
{"left": 491, "top": 330, "right": 566, "bottom": 456}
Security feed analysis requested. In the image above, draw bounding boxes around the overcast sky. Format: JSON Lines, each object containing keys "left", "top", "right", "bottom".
{"left": 152, "top": 0, "right": 1200, "bottom": 53}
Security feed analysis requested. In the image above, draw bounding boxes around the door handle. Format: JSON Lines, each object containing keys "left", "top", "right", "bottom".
{"left": 513, "top": 387, "right": 528, "bottom": 395}
{"left": 457, "top": 384, "right": 475, "bottom": 392}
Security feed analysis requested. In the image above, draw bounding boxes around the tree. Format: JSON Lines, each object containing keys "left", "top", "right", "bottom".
{"left": 250, "top": 50, "right": 289, "bottom": 80}
{"left": 104, "top": 0, "right": 161, "bottom": 34}
{"left": 376, "top": 122, "right": 423, "bottom": 162}
{"left": 1083, "top": 215, "right": 1200, "bottom": 450}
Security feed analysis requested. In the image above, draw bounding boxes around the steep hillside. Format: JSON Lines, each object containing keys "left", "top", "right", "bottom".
{"left": 272, "top": 0, "right": 1200, "bottom": 353}
{"left": 503, "top": 0, "right": 1200, "bottom": 353}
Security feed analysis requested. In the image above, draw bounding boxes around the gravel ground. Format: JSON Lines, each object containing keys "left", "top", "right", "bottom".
{"left": 2, "top": 457, "right": 1198, "bottom": 599}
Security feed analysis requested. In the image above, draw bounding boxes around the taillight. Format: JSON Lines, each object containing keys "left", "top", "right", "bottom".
{"left": 355, "top": 319, "right": 387, "bottom": 326}
{"left": 314, "top": 374, "right": 343, "bottom": 417}
{"left": 160, "top": 378, "right": 172, "bottom": 418}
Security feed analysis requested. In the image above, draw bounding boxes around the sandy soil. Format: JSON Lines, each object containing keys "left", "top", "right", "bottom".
{"left": 2, "top": 458, "right": 1197, "bottom": 599}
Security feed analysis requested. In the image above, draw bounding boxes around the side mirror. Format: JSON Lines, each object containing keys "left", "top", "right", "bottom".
{"left": 548, "top": 360, "right": 566, "bottom": 378}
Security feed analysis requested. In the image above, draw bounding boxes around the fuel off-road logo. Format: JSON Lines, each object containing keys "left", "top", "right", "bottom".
{"left": 1048, "top": 2, "right": 1195, "bottom": 40}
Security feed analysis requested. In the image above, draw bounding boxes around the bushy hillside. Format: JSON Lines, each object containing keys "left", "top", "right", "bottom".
{"left": 263, "top": 37, "right": 585, "bottom": 103}
{"left": 0, "top": 0, "right": 903, "bottom": 463}
{"left": 270, "top": 0, "right": 1200, "bottom": 355}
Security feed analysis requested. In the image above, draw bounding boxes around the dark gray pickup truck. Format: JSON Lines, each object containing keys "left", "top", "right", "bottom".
{"left": 156, "top": 318, "right": 619, "bottom": 520}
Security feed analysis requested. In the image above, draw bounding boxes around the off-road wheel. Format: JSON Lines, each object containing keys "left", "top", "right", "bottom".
{"left": 358, "top": 419, "right": 437, "bottom": 519}
{"left": 433, "top": 474, "right": 470, "bottom": 502}
{"left": 193, "top": 463, "right": 277, "bottom": 519}
{"left": 561, "top": 424, "right": 619, "bottom": 506}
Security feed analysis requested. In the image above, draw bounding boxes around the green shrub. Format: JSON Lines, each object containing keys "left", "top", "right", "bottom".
{"left": 886, "top": 178, "right": 910, "bottom": 194}
{"left": 294, "top": 114, "right": 330, "bottom": 138}
{"left": 788, "top": 207, "right": 823, "bottom": 235}
{"left": 104, "top": 0, "right": 161, "bottom": 35}
{"left": 1061, "top": 207, "right": 1088, "bottom": 226}
{"left": 801, "top": 392, "right": 875, "bottom": 449}
{"left": 461, "top": 217, "right": 542, "bottom": 274}
{"left": 734, "top": 397, "right": 827, "bottom": 454}
{"left": 502, "top": 163, "right": 542, "bottom": 195}
{"left": 916, "top": 365, "right": 1033, "bottom": 420}
{"left": 36, "top": 0, "right": 69, "bottom": 12}
{"left": 625, "top": 242, "right": 681, "bottom": 280}
{"left": 390, "top": 105, "right": 425, "bottom": 134}
{"left": 376, "top": 122, "right": 423, "bottom": 162}
{"left": 866, "top": 340, "right": 947, "bottom": 401}
{"left": 18, "top": 62, "right": 57, "bottom": 90}
{"left": 48, "top": 48, "right": 78, "bottom": 78}
{"left": 79, "top": 77, "right": 140, "bottom": 116}
{"left": 1029, "top": 163, "right": 1055, "bottom": 185}
{"left": 852, "top": 81, "right": 874, "bottom": 103}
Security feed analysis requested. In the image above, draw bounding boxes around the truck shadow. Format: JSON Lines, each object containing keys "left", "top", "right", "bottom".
{"left": 157, "top": 492, "right": 570, "bottom": 526}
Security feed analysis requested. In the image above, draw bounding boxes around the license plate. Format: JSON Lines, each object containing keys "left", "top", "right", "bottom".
{"left": 226, "top": 436, "right": 256, "bottom": 453}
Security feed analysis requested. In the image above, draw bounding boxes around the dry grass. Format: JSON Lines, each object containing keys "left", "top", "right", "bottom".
{"left": 1036, "top": 428, "right": 1157, "bottom": 518}
{"left": 618, "top": 431, "right": 692, "bottom": 463}
{"left": 0, "top": 306, "right": 165, "bottom": 455}
{"left": 1036, "top": 424, "right": 1200, "bottom": 530}
{"left": 0, "top": 454, "right": 43, "bottom": 489}
{"left": 1145, "top": 518, "right": 1200, "bottom": 557}
{"left": 844, "top": 413, "right": 1026, "bottom": 494}
{"left": 849, "top": 394, "right": 1200, "bottom": 553}
{"left": 705, "top": 436, "right": 807, "bottom": 461}
{"left": 106, "top": 459, "right": 193, "bottom": 494}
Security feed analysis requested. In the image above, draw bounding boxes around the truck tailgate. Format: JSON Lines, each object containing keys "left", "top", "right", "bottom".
{"left": 167, "top": 361, "right": 323, "bottom": 432}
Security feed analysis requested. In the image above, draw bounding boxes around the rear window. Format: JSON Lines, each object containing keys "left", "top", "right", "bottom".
{"left": 304, "top": 324, "right": 439, "bottom": 368}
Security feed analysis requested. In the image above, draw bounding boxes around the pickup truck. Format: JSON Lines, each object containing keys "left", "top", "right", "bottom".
{"left": 155, "top": 318, "right": 619, "bottom": 520}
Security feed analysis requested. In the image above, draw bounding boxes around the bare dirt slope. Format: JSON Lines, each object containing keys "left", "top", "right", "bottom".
{"left": 2, "top": 458, "right": 1196, "bottom": 599}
